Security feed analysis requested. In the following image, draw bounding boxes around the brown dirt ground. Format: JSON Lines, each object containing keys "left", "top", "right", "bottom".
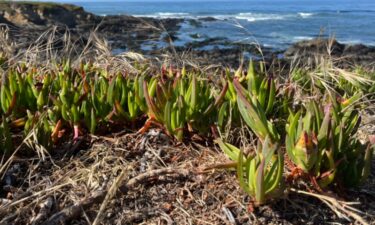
{"left": 1, "top": 127, "right": 375, "bottom": 225}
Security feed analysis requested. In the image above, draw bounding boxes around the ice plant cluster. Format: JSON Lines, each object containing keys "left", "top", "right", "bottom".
{"left": 0, "top": 59, "right": 373, "bottom": 205}
{"left": 286, "top": 95, "right": 372, "bottom": 188}
{"left": 216, "top": 61, "right": 374, "bottom": 204}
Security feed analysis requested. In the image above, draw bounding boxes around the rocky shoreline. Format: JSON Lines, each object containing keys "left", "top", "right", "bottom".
{"left": 0, "top": 1, "right": 374, "bottom": 69}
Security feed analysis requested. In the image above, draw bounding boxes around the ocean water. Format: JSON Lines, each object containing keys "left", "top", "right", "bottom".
{"left": 68, "top": 0, "right": 375, "bottom": 49}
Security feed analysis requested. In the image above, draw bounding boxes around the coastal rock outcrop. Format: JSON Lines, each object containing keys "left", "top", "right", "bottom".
{"left": 285, "top": 38, "right": 375, "bottom": 67}
{"left": 0, "top": 2, "right": 374, "bottom": 69}
{"left": 0, "top": 2, "right": 183, "bottom": 57}
{"left": 0, "top": 2, "right": 96, "bottom": 28}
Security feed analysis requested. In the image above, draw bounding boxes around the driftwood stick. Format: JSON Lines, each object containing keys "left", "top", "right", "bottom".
{"left": 41, "top": 167, "right": 191, "bottom": 225}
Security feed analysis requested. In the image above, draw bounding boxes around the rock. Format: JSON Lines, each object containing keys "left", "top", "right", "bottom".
{"left": 0, "top": 2, "right": 95, "bottom": 28}
{"left": 285, "top": 38, "right": 375, "bottom": 68}
{"left": 185, "top": 37, "right": 227, "bottom": 49}
{"left": 343, "top": 44, "right": 375, "bottom": 57}
{"left": 198, "top": 17, "right": 217, "bottom": 22}
{"left": 284, "top": 39, "right": 345, "bottom": 58}
{"left": 187, "top": 19, "right": 202, "bottom": 27}
{"left": 0, "top": 2, "right": 184, "bottom": 56}
{"left": 189, "top": 33, "right": 201, "bottom": 39}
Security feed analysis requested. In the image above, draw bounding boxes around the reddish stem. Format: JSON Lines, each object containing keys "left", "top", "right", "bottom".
{"left": 73, "top": 124, "right": 80, "bottom": 141}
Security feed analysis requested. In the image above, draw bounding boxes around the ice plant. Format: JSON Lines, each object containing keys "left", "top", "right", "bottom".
{"left": 143, "top": 75, "right": 187, "bottom": 140}
{"left": 217, "top": 69, "right": 241, "bottom": 130}
{"left": 245, "top": 60, "right": 276, "bottom": 116}
{"left": 233, "top": 78, "right": 279, "bottom": 142}
{"left": 183, "top": 74, "right": 228, "bottom": 133}
{"left": 285, "top": 94, "right": 372, "bottom": 189}
{"left": 337, "top": 135, "right": 374, "bottom": 187}
{"left": 0, "top": 115, "right": 12, "bottom": 154}
{"left": 216, "top": 136, "right": 284, "bottom": 205}
{"left": 0, "top": 58, "right": 372, "bottom": 196}
{"left": 285, "top": 105, "right": 319, "bottom": 172}
{"left": 327, "top": 93, "right": 372, "bottom": 187}
{"left": 106, "top": 74, "right": 147, "bottom": 123}
{"left": 1, "top": 73, "right": 19, "bottom": 117}
{"left": 142, "top": 69, "right": 227, "bottom": 140}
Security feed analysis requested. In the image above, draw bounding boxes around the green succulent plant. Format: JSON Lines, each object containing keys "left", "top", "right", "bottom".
{"left": 216, "top": 136, "right": 284, "bottom": 205}
{"left": 233, "top": 78, "right": 279, "bottom": 142}
{"left": 286, "top": 93, "right": 372, "bottom": 188}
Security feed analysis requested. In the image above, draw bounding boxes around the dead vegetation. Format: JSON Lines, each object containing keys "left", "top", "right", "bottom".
{"left": 0, "top": 128, "right": 374, "bottom": 224}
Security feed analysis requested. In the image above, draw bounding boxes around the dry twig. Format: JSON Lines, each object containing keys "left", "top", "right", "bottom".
{"left": 41, "top": 167, "right": 191, "bottom": 225}
{"left": 290, "top": 188, "right": 370, "bottom": 225}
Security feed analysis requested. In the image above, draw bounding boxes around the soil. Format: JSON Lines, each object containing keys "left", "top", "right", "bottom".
{"left": 1, "top": 128, "right": 374, "bottom": 225}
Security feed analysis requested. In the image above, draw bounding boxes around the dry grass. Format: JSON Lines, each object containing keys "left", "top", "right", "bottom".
{"left": 0, "top": 128, "right": 374, "bottom": 224}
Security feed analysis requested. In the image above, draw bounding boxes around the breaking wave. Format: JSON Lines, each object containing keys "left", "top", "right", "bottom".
{"left": 133, "top": 12, "right": 317, "bottom": 21}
